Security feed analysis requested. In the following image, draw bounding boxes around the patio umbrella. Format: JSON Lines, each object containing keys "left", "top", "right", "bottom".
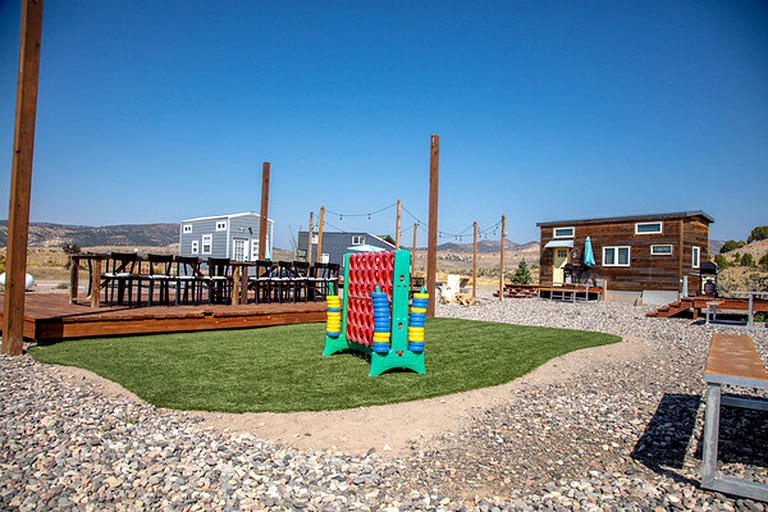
{"left": 346, "top": 244, "right": 387, "bottom": 253}
{"left": 583, "top": 236, "right": 595, "bottom": 266}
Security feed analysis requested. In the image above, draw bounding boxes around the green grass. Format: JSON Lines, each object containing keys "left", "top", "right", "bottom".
{"left": 29, "top": 318, "right": 620, "bottom": 413}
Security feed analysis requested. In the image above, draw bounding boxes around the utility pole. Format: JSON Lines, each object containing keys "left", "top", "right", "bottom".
{"left": 499, "top": 215, "right": 506, "bottom": 302}
{"left": 258, "top": 162, "right": 270, "bottom": 261}
{"left": 316, "top": 206, "right": 325, "bottom": 263}
{"left": 473, "top": 221, "right": 478, "bottom": 299}
{"left": 427, "top": 135, "right": 439, "bottom": 317}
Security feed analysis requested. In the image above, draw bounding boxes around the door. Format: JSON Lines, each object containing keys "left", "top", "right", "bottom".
{"left": 232, "top": 238, "right": 248, "bottom": 262}
{"left": 552, "top": 248, "right": 569, "bottom": 285}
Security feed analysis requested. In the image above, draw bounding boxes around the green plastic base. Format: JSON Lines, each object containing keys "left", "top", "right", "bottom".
{"left": 323, "top": 334, "right": 425, "bottom": 376}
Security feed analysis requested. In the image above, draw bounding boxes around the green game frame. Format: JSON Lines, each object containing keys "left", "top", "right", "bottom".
{"left": 323, "top": 249, "right": 426, "bottom": 376}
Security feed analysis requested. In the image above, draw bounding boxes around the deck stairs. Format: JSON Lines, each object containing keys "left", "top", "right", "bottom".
{"left": 646, "top": 298, "right": 693, "bottom": 318}
{"left": 493, "top": 284, "right": 539, "bottom": 299}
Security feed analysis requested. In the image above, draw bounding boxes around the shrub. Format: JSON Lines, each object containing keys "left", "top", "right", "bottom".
{"left": 747, "top": 226, "right": 768, "bottom": 244}
{"left": 720, "top": 240, "right": 745, "bottom": 253}
{"left": 741, "top": 253, "right": 755, "bottom": 267}
{"left": 760, "top": 253, "right": 768, "bottom": 271}
{"left": 713, "top": 254, "right": 730, "bottom": 269}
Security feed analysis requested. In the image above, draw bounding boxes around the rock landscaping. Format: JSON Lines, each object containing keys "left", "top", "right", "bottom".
{"left": 1, "top": 297, "right": 766, "bottom": 511}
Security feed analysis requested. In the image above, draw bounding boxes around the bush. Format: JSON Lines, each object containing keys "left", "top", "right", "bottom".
{"left": 747, "top": 226, "right": 768, "bottom": 244}
{"left": 760, "top": 253, "right": 768, "bottom": 271}
{"left": 720, "top": 240, "right": 745, "bottom": 253}
{"left": 713, "top": 254, "right": 730, "bottom": 269}
{"left": 742, "top": 253, "right": 756, "bottom": 267}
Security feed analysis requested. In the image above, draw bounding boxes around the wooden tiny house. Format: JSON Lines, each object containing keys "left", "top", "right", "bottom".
{"left": 537, "top": 211, "right": 713, "bottom": 304}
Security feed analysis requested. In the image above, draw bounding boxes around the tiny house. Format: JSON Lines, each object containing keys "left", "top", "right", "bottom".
{"left": 296, "top": 231, "right": 396, "bottom": 266}
{"left": 537, "top": 211, "right": 713, "bottom": 304}
{"left": 179, "top": 212, "right": 273, "bottom": 262}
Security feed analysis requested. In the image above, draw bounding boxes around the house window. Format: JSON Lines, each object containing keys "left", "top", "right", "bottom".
{"left": 692, "top": 246, "right": 701, "bottom": 268}
{"left": 321, "top": 253, "right": 330, "bottom": 264}
{"left": 651, "top": 244, "right": 673, "bottom": 256}
{"left": 202, "top": 234, "right": 212, "bottom": 254}
{"left": 191, "top": 240, "right": 199, "bottom": 254}
{"left": 232, "top": 238, "right": 247, "bottom": 262}
{"left": 635, "top": 222, "right": 662, "bottom": 235}
{"left": 553, "top": 227, "right": 574, "bottom": 238}
{"left": 250, "top": 240, "right": 259, "bottom": 261}
{"left": 603, "top": 246, "right": 630, "bottom": 267}
{"left": 312, "top": 235, "right": 319, "bottom": 244}
{"left": 351, "top": 235, "right": 365, "bottom": 246}
{"left": 215, "top": 221, "right": 227, "bottom": 231}
{"left": 182, "top": 224, "right": 192, "bottom": 234}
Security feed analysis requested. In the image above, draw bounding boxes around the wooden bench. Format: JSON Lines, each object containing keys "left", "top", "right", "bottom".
{"left": 702, "top": 333, "right": 768, "bottom": 501}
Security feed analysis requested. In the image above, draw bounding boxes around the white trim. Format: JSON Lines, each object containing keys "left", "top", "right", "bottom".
{"left": 215, "top": 221, "right": 228, "bottom": 231}
{"left": 651, "top": 244, "right": 673, "bottom": 256}
{"left": 692, "top": 246, "right": 701, "bottom": 268}
{"left": 182, "top": 224, "right": 192, "bottom": 233}
{"left": 635, "top": 221, "right": 663, "bottom": 235}
{"left": 553, "top": 226, "right": 575, "bottom": 239}
{"left": 191, "top": 240, "right": 199, "bottom": 255}
{"left": 181, "top": 212, "right": 276, "bottom": 224}
{"left": 603, "top": 246, "right": 631, "bottom": 267}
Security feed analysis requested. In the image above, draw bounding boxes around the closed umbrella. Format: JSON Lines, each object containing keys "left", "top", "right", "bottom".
{"left": 583, "top": 236, "right": 595, "bottom": 266}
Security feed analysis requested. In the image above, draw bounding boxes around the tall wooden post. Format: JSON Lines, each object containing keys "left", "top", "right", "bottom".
{"left": 395, "top": 199, "right": 402, "bottom": 249}
{"left": 678, "top": 219, "right": 685, "bottom": 294}
{"left": 411, "top": 223, "right": 418, "bottom": 272}
{"left": 473, "top": 221, "right": 478, "bottom": 299}
{"left": 3, "top": 0, "right": 44, "bottom": 356}
{"left": 427, "top": 135, "right": 439, "bottom": 317}
{"left": 258, "top": 162, "right": 270, "bottom": 261}
{"left": 499, "top": 215, "right": 506, "bottom": 302}
{"left": 316, "top": 206, "right": 325, "bottom": 263}
{"left": 307, "top": 211, "right": 314, "bottom": 262}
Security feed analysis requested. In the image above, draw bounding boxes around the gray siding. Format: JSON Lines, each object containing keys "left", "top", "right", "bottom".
{"left": 297, "top": 231, "right": 395, "bottom": 266}
{"left": 180, "top": 213, "right": 273, "bottom": 261}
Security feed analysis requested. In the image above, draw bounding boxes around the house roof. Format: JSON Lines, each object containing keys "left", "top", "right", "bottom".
{"left": 536, "top": 210, "right": 714, "bottom": 228}
{"left": 181, "top": 211, "right": 274, "bottom": 224}
{"left": 297, "top": 230, "right": 396, "bottom": 248}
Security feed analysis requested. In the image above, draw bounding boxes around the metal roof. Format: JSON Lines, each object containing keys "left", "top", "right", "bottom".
{"left": 536, "top": 210, "right": 714, "bottom": 228}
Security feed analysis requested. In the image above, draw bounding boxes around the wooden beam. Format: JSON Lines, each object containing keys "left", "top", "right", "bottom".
{"left": 427, "top": 135, "right": 439, "bottom": 317}
{"left": 395, "top": 199, "right": 402, "bottom": 249}
{"left": 307, "top": 211, "right": 314, "bottom": 262}
{"left": 473, "top": 221, "right": 478, "bottom": 299}
{"left": 678, "top": 219, "right": 685, "bottom": 294}
{"left": 316, "top": 206, "right": 325, "bottom": 264}
{"left": 3, "top": 0, "right": 44, "bottom": 356}
{"left": 258, "top": 162, "right": 270, "bottom": 261}
{"left": 499, "top": 215, "right": 506, "bottom": 302}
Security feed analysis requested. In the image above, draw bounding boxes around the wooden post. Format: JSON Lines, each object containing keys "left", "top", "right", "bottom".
{"left": 69, "top": 256, "right": 79, "bottom": 305}
{"left": 411, "top": 223, "right": 418, "bottom": 272}
{"left": 316, "top": 206, "right": 325, "bottom": 263}
{"left": 258, "top": 162, "right": 270, "bottom": 261}
{"left": 499, "top": 215, "right": 506, "bottom": 302}
{"left": 678, "top": 219, "right": 685, "bottom": 294}
{"left": 473, "top": 221, "right": 478, "bottom": 299}
{"left": 3, "top": 0, "right": 43, "bottom": 356}
{"left": 395, "top": 199, "right": 402, "bottom": 249}
{"left": 307, "top": 211, "right": 314, "bottom": 262}
{"left": 427, "top": 135, "right": 439, "bottom": 317}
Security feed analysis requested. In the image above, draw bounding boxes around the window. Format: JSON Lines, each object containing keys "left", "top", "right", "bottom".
{"left": 202, "top": 234, "right": 212, "bottom": 254}
{"left": 182, "top": 224, "right": 192, "bottom": 234}
{"left": 351, "top": 235, "right": 365, "bottom": 245}
{"left": 692, "top": 246, "right": 701, "bottom": 268}
{"left": 603, "top": 246, "right": 630, "bottom": 267}
{"left": 312, "top": 235, "right": 319, "bottom": 244}
{"left": 553, "top": 227, "right": 574, "bottom": 238}
{"left": 232, "top": 239, "right": 247, "bottom": 262}
{"left": 191, "top": 240, "right": 199, "bottom": 254}
{"left": 250, "top": 240, "right": 259, "bottom": 261}
{"left": 215, "top": 221, "right": 227, "bottom": 231}
{"left": 635, "top": 222, "right": 662, "bottom": 235}
{"left": 651, "top": 244, "right": 673, "bottom": 256}
{"left": 321, "top": 253, "right": 330, "bottom": 264}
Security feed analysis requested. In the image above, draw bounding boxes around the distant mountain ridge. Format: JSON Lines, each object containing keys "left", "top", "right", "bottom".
{"left": 0, "top": 221, "right": 179, "bottom": 248}
{"left": 436, "top": 239, "right": 538, "bottom": 253}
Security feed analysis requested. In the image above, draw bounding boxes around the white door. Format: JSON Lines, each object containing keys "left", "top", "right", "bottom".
{"left": 232, "top": 238, "right": 248, "bottom": 262}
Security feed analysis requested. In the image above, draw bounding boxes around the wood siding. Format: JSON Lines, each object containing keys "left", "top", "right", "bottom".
{"left": 539, "top": 215, "right": 710, "bottom": 293}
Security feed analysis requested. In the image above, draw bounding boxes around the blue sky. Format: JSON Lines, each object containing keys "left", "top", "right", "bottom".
{"left": 1, "top": 1, "right": 766, "bottom": 249}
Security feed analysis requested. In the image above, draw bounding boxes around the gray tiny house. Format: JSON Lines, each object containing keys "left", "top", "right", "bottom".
{"left": 296, "top": 231, "right": 396, "bottom": 266}
{"left": 179, "top": 212, "right": 274, "bottom": 262}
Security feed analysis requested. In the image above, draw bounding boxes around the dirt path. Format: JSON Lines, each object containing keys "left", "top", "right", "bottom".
{"left": 52, "top": 335, "right": 651, "bottom": 457}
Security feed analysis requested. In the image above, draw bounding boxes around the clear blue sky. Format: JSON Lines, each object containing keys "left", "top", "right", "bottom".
{"left": 2, "top": 1, "right": 766, "bottom": 249}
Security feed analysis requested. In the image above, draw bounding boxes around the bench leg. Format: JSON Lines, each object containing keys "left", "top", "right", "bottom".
{"left": 701, "top": 383, "right": 721, "bottom": 486}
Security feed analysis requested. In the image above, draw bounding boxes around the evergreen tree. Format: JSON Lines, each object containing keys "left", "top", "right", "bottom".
{"left": 511, "top": 260, "right": 532, "bottom": 284}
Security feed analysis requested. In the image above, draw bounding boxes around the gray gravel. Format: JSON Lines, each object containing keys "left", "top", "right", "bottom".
{"left": 2, "top": 297, "right": 767, "bottom": 511}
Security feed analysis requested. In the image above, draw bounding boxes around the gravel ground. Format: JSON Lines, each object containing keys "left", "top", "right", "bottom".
{"left": 2, "top": 297, "right": 767, "bottom": 511}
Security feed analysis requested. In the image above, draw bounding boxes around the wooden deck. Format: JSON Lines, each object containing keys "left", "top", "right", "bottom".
{"left": 647, "top": 296, "right": 768, "bottom": 319}
{"left": 0, "top": 292, "right": 326, "bottom": 343}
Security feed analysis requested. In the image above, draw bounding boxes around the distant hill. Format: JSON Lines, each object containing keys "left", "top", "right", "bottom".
{"left": 0, "top": 221, "right": 180, "bottom": 248}
{"left": 436, "top": 239, "right": 538, "bottom": 253}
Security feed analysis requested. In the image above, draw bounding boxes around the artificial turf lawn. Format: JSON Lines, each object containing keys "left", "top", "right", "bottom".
{"left": 29, "top": 318, "right": 620, "bottom": 413}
